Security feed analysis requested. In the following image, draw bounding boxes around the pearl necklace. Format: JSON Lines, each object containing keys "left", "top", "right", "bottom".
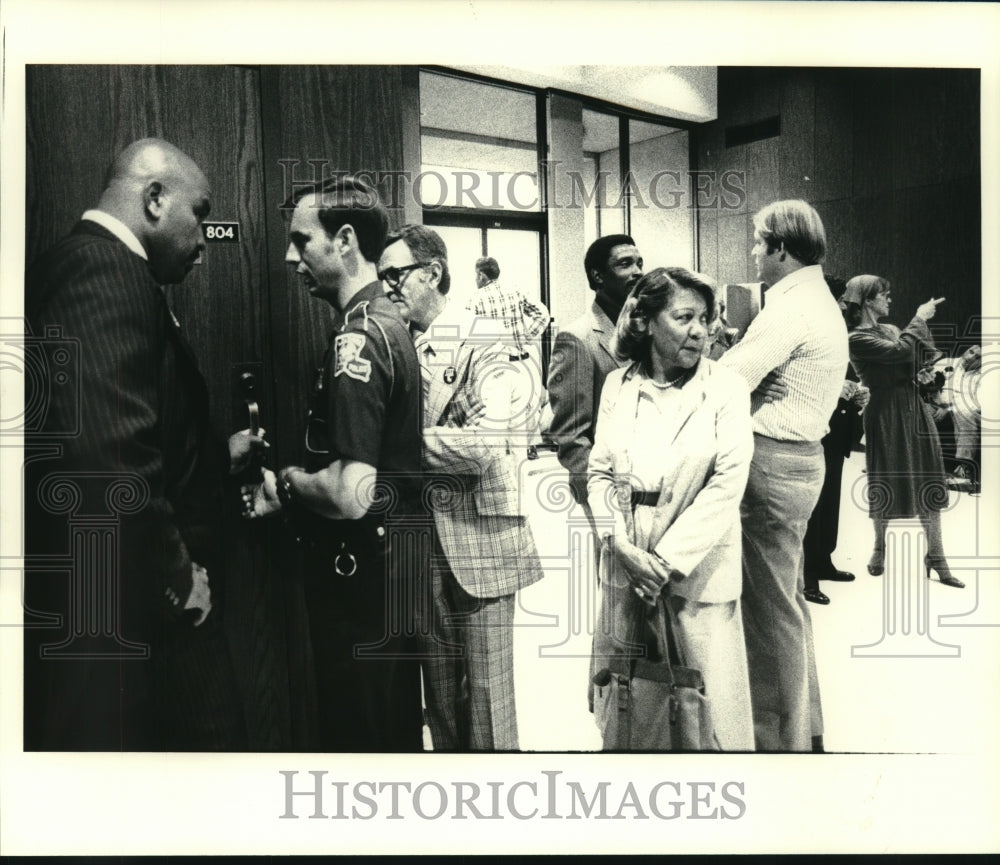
{"left": 651, "top": 370, "right": 687, "bottom": 389}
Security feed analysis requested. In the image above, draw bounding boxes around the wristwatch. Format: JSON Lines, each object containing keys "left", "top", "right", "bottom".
{"left": 277, "top": 471, "right": 296, "bottom": 508}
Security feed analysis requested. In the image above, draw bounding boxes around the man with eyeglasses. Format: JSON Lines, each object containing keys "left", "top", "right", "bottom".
{"left": 379, "top": 224, "right": 545, "bottom": 751}
{"left": 241, "top": 175, "right": 424, "bottom": 752}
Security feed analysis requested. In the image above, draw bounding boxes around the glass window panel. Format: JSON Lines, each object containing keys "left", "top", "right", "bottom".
{"left": 485, "top": 228, "right": 543, "bottom": 307}
{"left": 582, "top": 155, "right": 599, "bottom": 252}
{"left": 430, "top": 224, "right": 483, "bottom": 311}
{"left": 419, "top": 71, "right": 539, "bottom": 212}
{"left": 582, "top": 108, "right": 624, "bottom": 239}
{"left": 628, "top": 120, "right": 693, "bottom": 271}
{"left": 420, "top": 72, "right": 536, "bottom": 142}
{"left": 417, "top": 166, "right": 540, "bottom": 211}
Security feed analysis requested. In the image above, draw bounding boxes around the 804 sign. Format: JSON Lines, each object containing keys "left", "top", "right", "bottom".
{"left": 202, "top": 222, "right": 240, "bottom": 243}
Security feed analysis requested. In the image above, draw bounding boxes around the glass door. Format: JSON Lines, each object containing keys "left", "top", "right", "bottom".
{"left": 486, "top": 226, "right": 542, "bottom": 309}
{"left": 428, "top": 224, "right": 484, "bottom": 309}
{"left": 429, "top": 220, "right": 545, "bottom": 313}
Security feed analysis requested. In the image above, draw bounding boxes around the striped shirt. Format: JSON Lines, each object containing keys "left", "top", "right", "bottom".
{"left": 720, "top": 265, "right": 848, "bottom": 442}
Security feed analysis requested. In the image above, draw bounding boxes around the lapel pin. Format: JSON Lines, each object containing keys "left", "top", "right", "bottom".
{"left": 443, "top": 366, "right": 457, "bottom": 384}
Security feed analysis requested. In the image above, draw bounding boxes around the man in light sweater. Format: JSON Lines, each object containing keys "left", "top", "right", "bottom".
{"left": 720, "top": 199, "right": 848, "bottom": 752}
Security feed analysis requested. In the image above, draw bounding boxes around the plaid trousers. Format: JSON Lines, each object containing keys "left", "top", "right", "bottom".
{"left": 417, "top": 534, "right": 519, "bottom": 751}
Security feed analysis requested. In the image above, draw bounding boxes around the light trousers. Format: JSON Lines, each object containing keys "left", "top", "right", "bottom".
{"left": 740, "top": 435, "right": 825, "bottom": 752}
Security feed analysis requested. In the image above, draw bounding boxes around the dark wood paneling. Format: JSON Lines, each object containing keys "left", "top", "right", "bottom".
{"left": 26, "top": 66, "right": 119, "bottom": 259}
{"left": 852, "top": 68, "right": 895, "bottom": 199}
{"left": 399, "top": 66, "right": 424, "bottom": 226}
{"left": 812, "top": 70, "right": 853, "bottom": 204}
{"left": 889, "top": 179, "right": 981, "bottom": 351}
{"left": 891, "top": 69, "right": 981, "bottom": 190}
{"left": 694, "top": 117, "right": 723, "bottom": 176}
{"left": 778, "top": 71, "right": 814, "bottom": 202}
{"left": 698, "top": 67, "right": 980, "bottom": 352}
{"left": 717, "top": 213, "right": 750, "bottom": 286}
{"left": 934, "top": 70, "right": 981, "bottom": 184}
{"left": 711, "top": 126, "right": 748, "bottom": 218}
{"left": 891, "top": 186, "right": 941, "bottom": 302}
{"left": 27, "top": 66, "right": 268, "bottom": 438}
{"left": 718, "top": 67, "right": 781, "bottom": 128}
{"left": 852, "top": 192, "right": 895, "bottom": 285}
{"left": 815, "top": 198, "right": 857, "bottom": 284}
{"left": 744, "top": 139, "right": 780, "bottom": 217}
{"left": 697, "top": 212, "right": 719, "bottom": 287}
{"left": 261, "top": 65, "right": 411, "bottom": 472}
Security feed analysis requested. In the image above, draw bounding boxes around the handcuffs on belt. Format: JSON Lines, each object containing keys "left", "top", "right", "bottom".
{"left": 333, "top": 541, "right": 358, "bottom": 577}
{"left": 277, "top": 468, "right": 382, "bottom": 578}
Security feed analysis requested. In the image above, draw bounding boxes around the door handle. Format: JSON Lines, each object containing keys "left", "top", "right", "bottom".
{"left": 232, "top": 362, "right": 266, "bottom": 475}
{"left": 239, "top": 371, "right": 261, "bottom": 437}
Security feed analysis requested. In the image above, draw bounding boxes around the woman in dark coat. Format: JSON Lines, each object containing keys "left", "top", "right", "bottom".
{"left": 841, "top": 274, "right": 963, "bottom": 588}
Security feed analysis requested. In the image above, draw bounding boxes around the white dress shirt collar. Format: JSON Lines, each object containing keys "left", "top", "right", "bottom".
{"left": 81, "top": 209, "right": 148, "bottom": 261}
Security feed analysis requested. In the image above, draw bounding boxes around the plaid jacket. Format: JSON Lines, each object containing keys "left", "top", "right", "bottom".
{"left": 419, "top": 305, "right": 545, "bottom": 599}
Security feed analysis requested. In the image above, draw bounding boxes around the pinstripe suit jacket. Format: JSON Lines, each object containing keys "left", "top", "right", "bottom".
{"left": 24, "top": 221, "right": 230, "bottom": 748}
{"left": 420, "top": 305, "right": 545, "bottom": 600}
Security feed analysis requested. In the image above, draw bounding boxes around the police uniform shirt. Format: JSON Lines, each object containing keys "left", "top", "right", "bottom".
{"left": 305, "top": 281, "right": 423, "bottom": 512}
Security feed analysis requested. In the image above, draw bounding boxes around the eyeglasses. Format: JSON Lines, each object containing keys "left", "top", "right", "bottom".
{"left": 378, "top": 262, "right": 427, "bottom": 288}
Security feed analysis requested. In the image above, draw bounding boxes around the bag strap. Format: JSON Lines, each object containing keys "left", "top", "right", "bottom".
{"left": 651, "top": 587, "right": 689, "bottom": 670}
{"left": 615, "top": 590, "right": 679, "bottom": 688}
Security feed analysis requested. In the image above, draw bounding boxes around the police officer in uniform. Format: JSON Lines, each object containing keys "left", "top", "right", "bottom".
{"left": 242, "top": 176, "right": 424, "bottom": 751}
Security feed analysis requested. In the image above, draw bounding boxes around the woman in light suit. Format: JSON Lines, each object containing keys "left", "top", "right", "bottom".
{"left": 589, "top": 267, "right": 755, "bottom": 750}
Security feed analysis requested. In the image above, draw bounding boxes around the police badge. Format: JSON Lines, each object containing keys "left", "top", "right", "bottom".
{"left": 333, "top": 332, "right": 372, "bottom": 383}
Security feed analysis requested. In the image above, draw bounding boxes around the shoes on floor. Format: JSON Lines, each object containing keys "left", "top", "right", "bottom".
{"left": 819, "top": 568, "right": 855, "bottom": 582}
{"left": 925, "top": 555, "right": 965, "bottom": 589}
{"left": 804, "top": 587, "right": 830, "bottom": 605}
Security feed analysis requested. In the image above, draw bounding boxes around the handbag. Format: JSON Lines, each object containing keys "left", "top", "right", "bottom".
{"left": 592, "top": 590, "right": 719, "bottom": 751}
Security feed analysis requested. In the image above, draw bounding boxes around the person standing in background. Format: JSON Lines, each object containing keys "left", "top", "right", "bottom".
{"left": 720, "top": 199, "right": 847, "bottom": 752}
{"left": 468, "top": 256, "right": 550, "bottom": 443}
{"left": 546, "top": 235, "right": 643, "bottom": 534}
{"left": 840, "top": 275, "right": 964, "bottom": 590}
{"left": 801, "top": 275, "right": 870, "bottom": 606}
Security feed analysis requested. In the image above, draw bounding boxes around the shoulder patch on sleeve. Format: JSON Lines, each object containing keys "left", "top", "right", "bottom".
{"left": 334, "top": 332, "right": 372, "bottom": 383}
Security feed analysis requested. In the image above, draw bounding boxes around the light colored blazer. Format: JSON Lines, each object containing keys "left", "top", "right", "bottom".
{"left": 421, "top": 306, "right": 545, "bottom": 599}
{"left": 587, "top": 358, "right": 753, "bottom": 604}
{"left": 546, "top": 299, "right": 623, "bottom": 504}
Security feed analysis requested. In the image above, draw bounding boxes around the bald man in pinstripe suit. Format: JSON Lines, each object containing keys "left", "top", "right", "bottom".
{"left": 380, "top": 225, "right": 545, "bottom": 751}
{"left": 24, "top": 139, "right": 255, "bottom": 750}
